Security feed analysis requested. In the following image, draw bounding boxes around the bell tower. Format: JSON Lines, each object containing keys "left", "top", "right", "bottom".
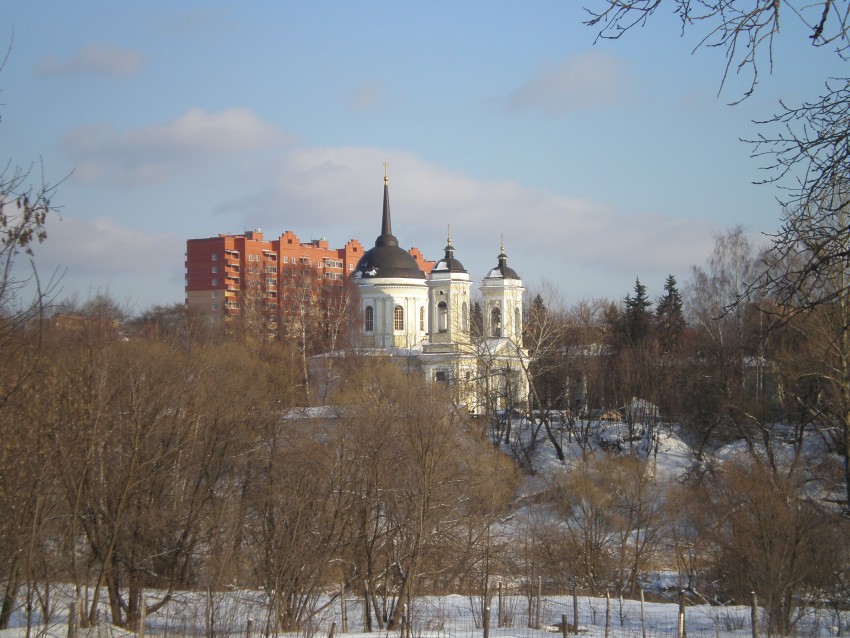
{"left": 480, "top": 237, "right": 524, "bottom": 345}
{"left": 427, "top": 227, "right": 472, "bottom": 345}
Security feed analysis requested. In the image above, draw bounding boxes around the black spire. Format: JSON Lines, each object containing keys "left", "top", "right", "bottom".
{"left": 376, "top": 164, "right": 398, "bottom": 247}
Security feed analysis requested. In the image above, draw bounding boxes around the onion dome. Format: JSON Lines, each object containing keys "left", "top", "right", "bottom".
{"left": 485, "top": 238, "right": 520, "bottom": 280}
{"left": 353, "top": 171, "right": 425, "bottom": 280}
{"left": 431, "top": 227, "right": 467, "bottom": 275}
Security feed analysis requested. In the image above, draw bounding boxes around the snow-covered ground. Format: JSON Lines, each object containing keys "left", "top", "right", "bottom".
{"left": 4, "top": 589, "right": 844, "bottom": 638}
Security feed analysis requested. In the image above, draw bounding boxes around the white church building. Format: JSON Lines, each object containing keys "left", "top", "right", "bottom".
{"left": 350, "top": 171, "right": 529, "bottom": 415}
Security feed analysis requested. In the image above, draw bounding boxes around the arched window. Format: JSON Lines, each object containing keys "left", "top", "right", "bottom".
{"left": 419, "top": 306, "right": 425, "bottom": 331}
{"left": 364, "top": 306, "right": 374, "bottom": 332}
{"left": 437, "top": 301, "right": 448, "bottom": 333}
{"left": 490, "top": 306, "right": 501, "bottom": 337}
{"left": 515, "top": 307, "right": 521, "bottom": 337}
{"left": 462, "top": 302, "right": 469, "bottom": 332}
{"left": 393, "top": 305, "right": 404, "bottom": 331}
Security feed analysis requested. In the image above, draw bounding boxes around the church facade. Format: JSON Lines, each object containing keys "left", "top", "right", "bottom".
{"left": 351, "top": 171, "right": 529, "bottom": 415}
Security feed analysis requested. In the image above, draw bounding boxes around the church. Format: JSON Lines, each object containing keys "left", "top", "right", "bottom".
{"left": 349, "top": 169, "right": 529, "bottom": 415}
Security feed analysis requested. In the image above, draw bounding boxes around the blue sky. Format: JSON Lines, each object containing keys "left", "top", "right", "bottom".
{"left": 3, "top": 2, "right": 842, "bottom": 312}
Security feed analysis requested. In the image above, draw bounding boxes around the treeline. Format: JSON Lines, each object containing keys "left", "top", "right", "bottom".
{"left": 0, "top": 319, "right": 521, "bottom": 633}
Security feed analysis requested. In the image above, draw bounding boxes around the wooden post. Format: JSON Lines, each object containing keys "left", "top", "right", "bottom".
{"left": 206, "top": 587, "right": 213, "bottom": 638}
{"left": 498, "top": 580, "right": 503, "bottom": 628}
{"left": 677, "top": 590, "right": 686, "bottom": 638}
{"left": 483, "top": 606, "right": 490, "bottom": 638}
{"left": 751, "top": 592, "right": 759, "bottom": 638}
{"left": 561, "top": 613, "right": 568, "bottom": 638}
{"left": 535, "top": 575, "right": 542, "bottom": 629}
{"left": 402, "top": 603, "right": 408, "bottom": 638}
{"left": 340, "top": 585, "right": 347, "bottom": 634}
{"left": 604, "top": 590, "right": 610, "bottom": 638}
{"left": 246, "top": 619, "right": 253, "bottom": 638}
{"left": 640, "top": 589, "right": 646, "bottom": 638}
{"left": 363, "top": 582, "right": 371, "bottom": 633}
{"left": 572, "top": 586, "right": 578, "bottom": 634}
{"left": 139, "top": 595, "right": 147, "bottom": 638}
{"left": 327, "top": 621, "right": 336, "bottom": 638}
{"left": 68, "top": 601, "right": 77, "bottom": 638}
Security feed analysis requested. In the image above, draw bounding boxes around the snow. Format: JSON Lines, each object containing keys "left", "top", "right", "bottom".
{"left": 4, "top": 589, "right": 843, "bottom": 638}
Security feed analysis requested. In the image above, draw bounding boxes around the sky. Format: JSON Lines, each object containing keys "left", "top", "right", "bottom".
{"left": 3, "top": 2, "right": 843, "bottom": 313}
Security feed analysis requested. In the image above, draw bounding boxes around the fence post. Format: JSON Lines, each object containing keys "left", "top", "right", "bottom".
{"left": 246, "top": 618, "right": 253, "bottom": 638}
{"left": 640, "top": 589, "right": 646, "bottom": 638}
{"left": 363, "top": 582, "right": 371, "bottom": 633}
{"left": 604, "top": 590, "right": 610, "bottom": 638}
{"left": 340, "top": 585, "right": 347, "bottom": 634}
{"left": 561, "top": 613, "right": 568, "bottom": 638}
{"left": 139, "top": 595, "right": 146, "bottom": 638}
{"left": 206, "top": 587, "right": 213, "bottom": 638}
{"left": 68, "top": 600, "right": 77, "bottom": 638}
{"left": 327, "top": 621, "right": 336, "bottom": 638}
{"left": 677, "top": 590, "right": 686, "bottom": 638}
{"left": 483, "top": 606, "right": 490, "bottom": 638}
{"left": 535, "top": 576, "right": 542, "bottom": 629}
{"left": 403, "top": 603, "right": 408, "bottom": 638}
{"left": 572, "top": 586, "right": 578, "bottom": 634}
{"left": 498, "top": 580, "right": 503, "bottom": 628}
{"left": 751, "top": 592, "right": 759, "bottom": 638}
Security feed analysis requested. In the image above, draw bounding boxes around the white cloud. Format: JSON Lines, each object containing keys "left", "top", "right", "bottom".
{"left": 213, "top": 146, "right": 719, "bottom": 302}
{"left": 35, "top": 43, "right": 143, "bottom": 77}
{"left": 62, "top": 108, "right": 288, "bottom": 186}
{"left": 501, "top": 50, "right": 630, "bottom": 116}
{"left": 24, "top": 215, "right": 185, "bottom": 310}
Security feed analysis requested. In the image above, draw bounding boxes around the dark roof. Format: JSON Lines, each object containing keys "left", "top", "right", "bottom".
{"left": 431, "top": 237, "right": 467, "bottom": 275}
{"left": 486, "top": 247, "right": 520, "bottom": 280}
{"left": 353, "top": 177, "right": 425, "bottom": 280}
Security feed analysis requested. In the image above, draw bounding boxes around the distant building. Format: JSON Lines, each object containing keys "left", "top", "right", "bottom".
{"left": 185, "top": 230, "right": 434, "bottom": 323}
{"left": 340, "top": 169, "right": 530, "bottom": 414}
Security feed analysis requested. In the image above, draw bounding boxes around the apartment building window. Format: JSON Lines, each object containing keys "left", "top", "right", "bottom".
{"left": 283, "top": 256, "right": 289, "bottom": 263}
{"left": 211, "top": 304, "right": 218, "bottom": 311}
{"left": 365, "top": 306, "right": 374, "bottom": 332}
{"left": 393, "top": 305, "right": 404, "bottom": 331}
{"left": 211, "top": 291, "right": 218, "bottom": 299}
{"left": 212, "top": 278, "right": 218, "bottom": 287}
{"left": 266, "top": 278, "right": 276, "bottom": 287}
{"left": 211, "top": 266, "right": 217, "bottom": 274}
{"left": 211, "top": 253, "right": 217, "bottom": 261}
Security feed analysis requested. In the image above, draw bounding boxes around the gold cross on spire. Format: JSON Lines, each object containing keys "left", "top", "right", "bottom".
{"left": 500, "top": 233, "right": 505, "bottom": 254}
{"left": 383, "top": 161, "right": 390, "bottom": 184}
{"left": 447, "top": 224, "right": 452, "bottom": 245}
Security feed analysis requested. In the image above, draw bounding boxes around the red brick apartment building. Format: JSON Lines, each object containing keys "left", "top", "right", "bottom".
{"left": 185, "top": 230, "right": 434, "bottom": 324}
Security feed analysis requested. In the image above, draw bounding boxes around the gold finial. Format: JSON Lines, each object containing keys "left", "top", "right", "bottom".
{"left": 500, "top": 233, "right": 505, "bottom": 254}
{"left": 383, "top": 161, "right": 389, "bottom": 184}
{"left": 447, "top": 224, "right": 452, "bottom": 245}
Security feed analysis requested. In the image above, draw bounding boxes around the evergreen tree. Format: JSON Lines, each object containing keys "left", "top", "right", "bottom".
{"left": 655, "top": 274, "right": 685, "bottom": 355}
{"left": 623, "top": 277, "right": 652, "bottom": 345}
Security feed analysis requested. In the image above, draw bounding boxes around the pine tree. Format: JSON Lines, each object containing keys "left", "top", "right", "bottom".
{"left": 623, "top": 277, "right": 652, "bottom": 345}
{"left": 655, "top": 274, "right": 685, "bottom": 355}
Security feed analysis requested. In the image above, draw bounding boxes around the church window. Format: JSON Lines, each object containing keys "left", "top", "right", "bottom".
{"left": 365, "top": 306, "right": 374, "bottom": 332}
{"left": 462, "top": 302, "right": 469, "bottom": 332}
{"left": 490, "top": 306, "right": 501, "bottom": 338}
{"left": 515, "top": 307, "right": 521, "bottom": 337}
{"left": 393, "top": 305, "right": 404, "bottom": 331}
{"left": 435, "top": 370, "right": 447, "bottom": 383}
{"left": 437, "top": 301, "right": 448, "bottom": 333}
{"left": 419, "top": 306, "right": 425, "bottom": 331}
